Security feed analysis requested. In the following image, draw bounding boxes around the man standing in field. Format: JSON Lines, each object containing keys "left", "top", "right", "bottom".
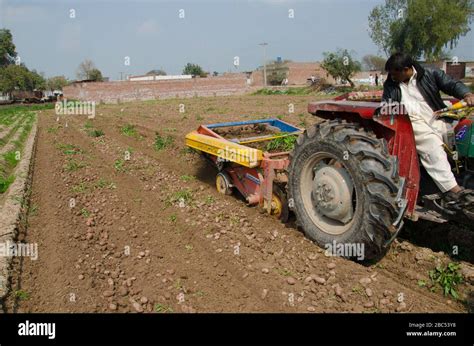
{"left": 382, "top": 52, "right": 474, "bottom": 210}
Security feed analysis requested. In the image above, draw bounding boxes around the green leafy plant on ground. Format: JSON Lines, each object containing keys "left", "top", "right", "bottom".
{"left": 0, "top": 174, "right": 15, "bottom": 193}
{"left": 180, "top": 175, "right": 195, "bottom": 182}
{"left": 172, "top": 189, "right": 193, "bottom": 202}
{"left": 87, "top": 129, "right": 104, "bottom": 137}
{"left": 154, "top": 303, "right": 173, "bottom": 313}
{"left": 154, "top": 132, "right": 174, "bottom": 151}
{"left": 70, "top": 182, "right": 89, "bottom": 193}
{"left": 47, "top": 126, "right": 60, "bottom": 134}
{"left": 429, "top": 262, "right": 463, "bottom": 299}
{"left": 114, "top": 159, "right": 126, "bottom": 172}
{"left": 3, "top": 150, "right": 19, "bottom": 168}
{"left": 80, "top": 208, "right": 90, "bottom": 217}
{"left": 14, "top": 290, "right": 30, "bottom": 301}
{"left": 56, "top": 143, "right": 82, "bottom": 155}
{"left": 64, "top": 159, "right": 86, "bottom": 172}
{"left": 166, "top": 189, "right": 193, "bottom": 207}
{"left": 95, "top": 178, "right": 116, "bottom": 189}
{"left": 120, "top": 124, "right": 137, "bottom": 137}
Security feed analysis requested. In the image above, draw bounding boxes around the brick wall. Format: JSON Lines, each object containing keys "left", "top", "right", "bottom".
{"left": 286, "top": 62, "right": 336, "bottom": 85}
{"left": 63, "top": 74, "right": 253, "bottom": 104}
{"left": 249, "top": 62, "right": 336, "bottom": 86}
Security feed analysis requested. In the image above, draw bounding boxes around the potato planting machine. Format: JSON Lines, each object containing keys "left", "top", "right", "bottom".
{"left": 185, "top": 118, "right": 302, "bottom": 221}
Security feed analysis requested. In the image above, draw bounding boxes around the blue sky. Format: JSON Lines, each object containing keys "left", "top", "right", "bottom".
{"left": 1, "top": 0, "right": 473, "bottom": 80}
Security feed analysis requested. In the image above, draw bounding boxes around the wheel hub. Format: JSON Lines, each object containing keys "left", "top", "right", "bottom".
{"left": 312, "top": 165, "right": 354, "bottom": 224}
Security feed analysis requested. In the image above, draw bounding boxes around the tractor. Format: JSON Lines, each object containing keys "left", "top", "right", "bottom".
{"left": 287, "top": 91, "right": 474, "bottom": 260}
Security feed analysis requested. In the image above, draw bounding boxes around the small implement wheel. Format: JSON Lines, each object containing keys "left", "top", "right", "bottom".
{"left": 270, "top": 184, "right": 290, "bottom": 222}
{"left": 216, "top": 172, "right": 233, "bottom": 195}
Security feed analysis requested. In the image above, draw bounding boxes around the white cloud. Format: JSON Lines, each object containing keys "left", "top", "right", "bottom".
{"left": 136, "top": 20, "right": 159, "bottom": 36}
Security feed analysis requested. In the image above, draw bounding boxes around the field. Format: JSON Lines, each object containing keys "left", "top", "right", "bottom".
{"left": 2, "top": 95, "right": 473, "bottom": 313}
{"left": 0, "top": 107, "right": 36, "bottom": 195}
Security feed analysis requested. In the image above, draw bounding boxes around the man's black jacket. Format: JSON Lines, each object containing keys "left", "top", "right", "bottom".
{"left": 382, "top": 61, "right": 470, "bottom": 112}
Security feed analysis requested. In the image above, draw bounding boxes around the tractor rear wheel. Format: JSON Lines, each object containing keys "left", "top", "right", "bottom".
{"left": 287, "top": 119, "right": 401, "bottom": 261}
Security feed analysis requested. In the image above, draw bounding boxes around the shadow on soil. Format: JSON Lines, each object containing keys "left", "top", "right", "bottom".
{"left": 399, "top": 220, "right": 474, "bottom": 264}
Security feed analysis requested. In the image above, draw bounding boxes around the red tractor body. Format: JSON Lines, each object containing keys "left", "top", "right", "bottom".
{"left": 308, "top": 91, "right": 463, "bottom": 222}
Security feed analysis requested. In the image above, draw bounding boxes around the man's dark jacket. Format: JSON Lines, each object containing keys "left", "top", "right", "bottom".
{"left": 382, "top": 61, "right": 470, "bottom": 112}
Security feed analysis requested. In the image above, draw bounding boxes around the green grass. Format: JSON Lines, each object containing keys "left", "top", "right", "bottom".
{"left": 265, "top": 135, "right": 297, "bottom": 152}
{"left": 70, "top": 182, "right": 89, "bottom": 193}
{"left": 14, "top": 290, "right": 30, "bottom": 301}
{"left": 64, "top": 159, "right": 86, "bottom": 172}
{"left": 95, "top": 178, "right": 116, "bottom": 189}
{"left": 180, "top": 175, "right": 195, "bottom": 182}
{"left": 252, "top": 87, "right": 313, "bottom": 95}
{"left": 81, "top": 208, "right": 90, "bottom": 217}
{"left": 120, "top": 124, "right": 138, "bottom": 137}
{"left": 3, "top": 150, "right": 19, "bottom": 168}
{"left": 0, "top": 175, "right": 15, "bottom": 193}
{"left": 0, "top": 103, "right": 54, "bottom": 116}
{"left": 29, "top": 203, "right": 38, "bottom": 216}
{"left": 154, "top": 303, "right": 173, "bottom": 313}
{"left": 47, "top": 126, "right": 60, "bottom": 134}
{"left": 169, "top": 214, "right": 177, "bottom": 223}
{"left": 154, "top": 133, "right": 174, "bottom": 151}
{"left": 205, "top": 195, "right": 215, "bottom": 205}
{"left": 84, "top": 121, "right": 94, "bottom": 129}
{"left": 429, "top": 262, "right": 463, "bottom": 299}
{"left": 173, "top": 189, "right": 193, "bottom": 202}
{"left": 56, "top": 143, "right": 82, "bottom": 155}
{"left": 0, "top": 111, "right": 37, "bottom": 195}
{"left": 87, "top": 129, "right": 104, "bottom": 137}
{"left": 166, "top": 189, "right": 193, "bottom": 207}
{"left": 114, "top": 159, "right": 126, "bottom": 172}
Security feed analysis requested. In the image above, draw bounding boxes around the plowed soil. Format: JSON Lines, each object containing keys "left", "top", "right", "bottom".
{"left": 5, "top": 95, "right": 474, "bottom": 313}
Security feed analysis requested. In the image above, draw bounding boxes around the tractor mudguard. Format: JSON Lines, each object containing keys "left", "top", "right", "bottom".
{"left": 307, "top": 100, "right": 420, "bottom": 219}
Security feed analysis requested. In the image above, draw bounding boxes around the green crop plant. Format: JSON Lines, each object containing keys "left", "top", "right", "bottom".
{"left": 265, "top": 135, "right": 297, "bottom": 152}
{"left": 429, "top": 262, "right": 463, "bottom": 299}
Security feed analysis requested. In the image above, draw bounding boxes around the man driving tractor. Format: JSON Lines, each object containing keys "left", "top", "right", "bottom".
{"left": 382, "top": 52, "right": 474, "bottom": 211}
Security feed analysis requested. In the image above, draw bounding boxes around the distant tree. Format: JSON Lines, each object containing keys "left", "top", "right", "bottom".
{"left": 0, "top": 29, "right": 17, "bottom": 67}
{"left": 0, "top": 29, "right": 46, "bottom": 93}
{"left": 368, "top": 0, "right": 473, "bottom": 60}
{"left": 77, "top": 59, "right": 103, "bottom": 81}
{"left": 183, "top": 63, "right": 206, "bottom": 77}
{"left": 146, "top": 69, "right": 167, "bottom": 76}
{"left": 46, "top": 76, "right": 69, "bottom": 91}
{"left": 362, "top": 55, "right": 386, "bottom": 71}
{"left": 321, "top": 49, "right": 361, "bottom": 88}
{"left": 28, "top": 69, "right": 46, "bottom": 90}
{"left": 212, "top": 71, "right": 218, "bottom": 77}
{"left": 88, "top": 68, "right": 103, "bottom": 82}
{"left": 0, "top": 64, "right": 45, "bottom": 93}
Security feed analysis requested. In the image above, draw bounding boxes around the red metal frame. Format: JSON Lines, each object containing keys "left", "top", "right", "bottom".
{"left": 199, "top": 124, "right": 292, "bottom": 212}
{"left": 307, "top": 100, "right": 420, "bottom": 217}
{"left": 206, "top": 151, "right": 290, "bottom": 212}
